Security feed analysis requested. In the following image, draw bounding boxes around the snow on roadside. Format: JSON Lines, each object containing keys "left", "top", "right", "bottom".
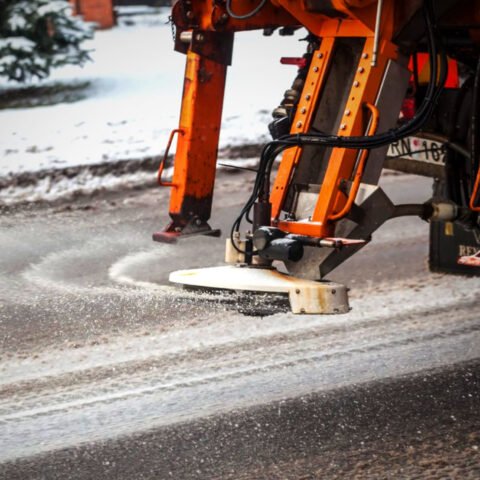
{"left": 0, "top": 169, "right": 153, "bottom": 204}
{"left": 0, "top": 158, "right": 260, "bottom": 205}
{"left": 0, "top": 9, "right": 306, "bottom": 179}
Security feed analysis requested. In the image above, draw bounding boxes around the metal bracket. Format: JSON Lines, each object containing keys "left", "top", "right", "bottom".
{"left": 157, "top": 129, "right": 183, "bottom": 188}
{"left": 153, "top": 216, "right": 221, "bottom": 244}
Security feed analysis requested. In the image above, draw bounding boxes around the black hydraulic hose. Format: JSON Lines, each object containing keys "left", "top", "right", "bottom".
{"left": 448, "top": 141, "right": 471, "bottom": 160}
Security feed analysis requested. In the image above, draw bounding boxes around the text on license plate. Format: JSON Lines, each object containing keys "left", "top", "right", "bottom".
{"left": 387, "top": 136, "right": 446, "bottom": 165}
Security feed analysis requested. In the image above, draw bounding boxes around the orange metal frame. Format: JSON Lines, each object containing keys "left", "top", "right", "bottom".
{"left": 162, "top": 0, "right": 401, "bottom": 237}
{"left": 273, "top": 5, "right": 398, "bottom": 237}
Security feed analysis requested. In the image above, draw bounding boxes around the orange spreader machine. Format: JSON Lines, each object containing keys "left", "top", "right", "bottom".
{"left": 154, "top": 0, "right": 480, "bottom": 313}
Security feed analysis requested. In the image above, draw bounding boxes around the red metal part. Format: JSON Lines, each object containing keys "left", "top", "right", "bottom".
{"left": 409, "top": 53, "right": 459, "bottom": 89}
{"left": 323, "top": 237, "right": 367, "bottom": 247}
{"left": 280, "top": 57, "right": 308, "bottom": 68}
{"left": 457, "top": 251, "right": 480, "bottom": 267}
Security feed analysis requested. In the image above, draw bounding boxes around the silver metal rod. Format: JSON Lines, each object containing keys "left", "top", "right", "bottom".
{"left": 371, "top": 0, "right": 384, "bottom": 67}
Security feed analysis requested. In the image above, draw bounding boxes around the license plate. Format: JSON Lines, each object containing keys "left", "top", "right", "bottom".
{"left": 387, "top": 136, "right": 446, "bottom": 165}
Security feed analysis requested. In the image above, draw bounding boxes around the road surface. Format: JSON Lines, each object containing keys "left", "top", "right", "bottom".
{"left": 0, "top": 171, "right": 479, "bottom": 478}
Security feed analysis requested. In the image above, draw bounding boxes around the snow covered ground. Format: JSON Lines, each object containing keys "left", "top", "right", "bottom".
{"left": 0, "top": 9, "right": 306, "bottom": 179}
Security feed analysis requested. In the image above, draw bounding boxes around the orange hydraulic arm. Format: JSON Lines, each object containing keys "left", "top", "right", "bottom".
{"left": 153, "top": 31, "right": 232, "bottom": 242}
{"left": 167, "top": 51, "right": 228, "bottom": 223}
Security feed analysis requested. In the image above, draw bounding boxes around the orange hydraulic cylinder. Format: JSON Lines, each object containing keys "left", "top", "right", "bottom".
{"left": 168, "top": 51, "right": 228, "bottom": 225}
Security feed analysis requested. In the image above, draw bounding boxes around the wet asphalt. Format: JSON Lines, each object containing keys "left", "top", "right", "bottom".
{"left": 2, "top": 359, "right": 480, "bottom": 479}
